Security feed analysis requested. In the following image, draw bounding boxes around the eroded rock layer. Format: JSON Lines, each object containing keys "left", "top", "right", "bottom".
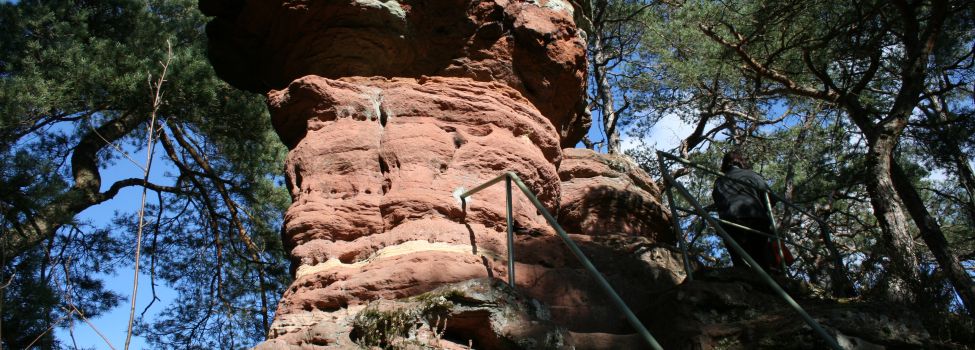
{"left": 200, "top": 0, "right": 679, "bottom": 348}
{"left": 200, "top": 0, "right": 591, "bottom": 146}
{"left": 558, "top": 148, "right": 672, "bottom": 242}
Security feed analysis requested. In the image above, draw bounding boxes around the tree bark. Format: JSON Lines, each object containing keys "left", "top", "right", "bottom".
{"left": 859, "top": 128, "right": 922, "bottom": 300}
{"left": 591, "top": 27, "right": 622, "bottom": 154}
{"left": 892, "top": 161, "right": 975, "bottom": 318}
{"left": 2, "top": 112, "right": 146, "bottom": 259}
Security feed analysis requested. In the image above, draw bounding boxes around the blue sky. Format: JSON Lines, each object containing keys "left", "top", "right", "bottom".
{"left": 49, "top": 104, "right": 689, "bottom": 350}
{"left": 52, "top": 144, "right": 175, "bottom": 350}
{"left": 0, "top": 0, "right": 170, "bottom": 345}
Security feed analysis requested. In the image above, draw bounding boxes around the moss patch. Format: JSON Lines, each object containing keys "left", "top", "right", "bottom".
{"left": 350, "top": 289, "right": 466, "bottom": 349}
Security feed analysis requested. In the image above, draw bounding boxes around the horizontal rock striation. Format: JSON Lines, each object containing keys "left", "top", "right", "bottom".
{"left": 200, "top": 0, "right": 678, "bottom": 348}
{"left": 200, "top": 0, "right": 591, "bottom": 146}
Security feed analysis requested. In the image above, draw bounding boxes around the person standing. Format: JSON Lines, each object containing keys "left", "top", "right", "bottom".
{"left": 712, "top": 150, "right": 778, "bottom": 273}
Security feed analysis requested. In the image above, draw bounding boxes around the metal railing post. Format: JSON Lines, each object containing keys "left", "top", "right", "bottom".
{"left": 657, "top": 151, "right": 855, "bottom": 298}
{"left": 658, "top": 165, "right": 842, "bottom": 350}
{"left": 460, "top": 172, "right": 664, "bottom": 350}
{"left": 658, "top": 153, "right": 694, "bottom": 281}
{"left": 505, "top": 174, "right": 516, "bottom": 288}
{"left": 507, "top": 174, "right": 663, "bottom": 350}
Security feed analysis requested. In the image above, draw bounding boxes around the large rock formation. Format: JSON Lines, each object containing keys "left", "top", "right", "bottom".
{"left": 200, "top": 0, "right": 676, "bottom": 348}
{"left": 200, "top": 1, "right": 961, "bottom": 349}
{"left": 202, "top": 0, "right": 591, "bottom": 147}
{"left": 643, "top": 269, "right": 962, "bottom": 350}
{"left": 557, "top": 148, "right": 672, "bottom": 242}
{"left": 256, "top": 73, "right": 678, "bottom": 347}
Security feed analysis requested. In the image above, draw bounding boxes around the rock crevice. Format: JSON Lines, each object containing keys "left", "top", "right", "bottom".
{"left": 201, "top": 1, "right": 681, "bottom": 348}
{"left": 201, "top": 0, "right": 591, "bottom": 146}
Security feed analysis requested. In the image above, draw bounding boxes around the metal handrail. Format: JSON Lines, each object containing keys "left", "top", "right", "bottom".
{"left": 458, "top": 172, "right": 664, "bottom": 350}
{"left": 657, "top": 151, "right": 853, "bottom": 297}
{"left": 656, "top": 151, "right": 843, "bottom": 350}
{"left": 672, "top": 207, "right": 819, "bottom": 255}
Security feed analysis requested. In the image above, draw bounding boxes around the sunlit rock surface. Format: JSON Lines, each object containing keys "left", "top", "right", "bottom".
{"left": 200, "top": 0, "right": 682, "bottom": 348}
{"left": 201, "top": 0, "right": 590, "bottom": 146}
{"left": 557, "top": 148, "right": 672, "bottom": 242}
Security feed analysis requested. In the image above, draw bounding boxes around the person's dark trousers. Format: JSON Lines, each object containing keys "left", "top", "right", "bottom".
{"left": 719, "top": 217, "right": 774, "bottom": 272}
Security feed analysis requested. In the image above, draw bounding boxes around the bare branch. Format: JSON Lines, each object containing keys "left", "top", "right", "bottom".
{"left": 125, "top": 39, "right": 172, "bottom": 350}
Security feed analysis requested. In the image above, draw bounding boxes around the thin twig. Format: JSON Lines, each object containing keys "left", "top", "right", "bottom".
{"left": 24, "top": 311, "right": 73, "bottom": 349}
{"left": 124, "top": 39, "right": 172, "bottom": 350}
{"left": 69, "top": 304, "right": 117, "bottom": 350}
{"left": 59, "top": 260, "right": 118, "bottom": 350}
{"left": 140, "top": 190, "right": 165, "bottom": 318}
{"left": 87, "top": 118, "right": 147, "bottom": 173}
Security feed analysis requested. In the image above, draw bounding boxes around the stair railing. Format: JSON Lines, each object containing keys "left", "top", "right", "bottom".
{"left": 657, "top": 151, "right": 854, "bottom": 296}
{"left": 657, "top": 150, "right": 845, "bottom": 350}
{"left": 458, "top": 172, "right": 663, "bottom": 350}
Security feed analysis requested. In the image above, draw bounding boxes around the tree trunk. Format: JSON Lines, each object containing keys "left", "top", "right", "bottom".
{"left": 892, "top": 161, "right": 975, "bottom": 318}
{"left": 591, "top": 33, "right": 621, "bottom": 154}
{"left": 861, "top": 130, "right": 922, "bottom": 302}
{"left": 1, "top": 112, "right": 145, "bottom": 259}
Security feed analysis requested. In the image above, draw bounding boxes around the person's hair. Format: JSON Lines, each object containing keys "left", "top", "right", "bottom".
{"left": 721, "top": 150, "right": 749, "bottom": 172}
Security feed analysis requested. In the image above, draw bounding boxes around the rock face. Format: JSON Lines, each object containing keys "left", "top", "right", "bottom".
{"left": 644, "top": 269, "right": 943, "bottom": 350}
{"left": 200, "top": 0, "right": 677, "bottom": 348}
{"left": 557, "top": 148, "right": 672, "bottom": 242}
{"left": 198, "top": 1, "right": 951, "bottom": 349}
{"left": 201, "top": 0, "right": 591, "bottom": 146}
{"left": 260, "top": 74, "right": 680, "bottom": 346}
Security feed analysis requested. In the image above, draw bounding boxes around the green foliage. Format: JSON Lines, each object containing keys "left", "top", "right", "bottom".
{"left": 609, "top": 0, "right": 974, "bottom": 319}
{"left": 0, "top": 0, "right": 290, "bottom": 347}
{"left": 351, "top": 291, "right": 456, "bottom": 349}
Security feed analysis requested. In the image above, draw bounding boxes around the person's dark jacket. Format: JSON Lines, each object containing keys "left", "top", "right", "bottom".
{"left": 712, "top": 167, "right": 773, "bottom": 220}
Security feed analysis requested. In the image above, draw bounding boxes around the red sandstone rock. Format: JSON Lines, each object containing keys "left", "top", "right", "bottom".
{"left": 200, "top": 0, "right": 683, "bottom": 348}
{"left": 558, "top": 148, "right": 673, "bottom": 243}
{"left": 200, "top": 0, "right": 590, "bottom": 146}
{"left": 271, "top": 76, "right": 561, "bottom": 254}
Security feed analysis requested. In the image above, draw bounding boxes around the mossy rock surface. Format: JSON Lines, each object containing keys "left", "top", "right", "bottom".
{"left": 351, "top": 278, "right": 570, "bottom": 350}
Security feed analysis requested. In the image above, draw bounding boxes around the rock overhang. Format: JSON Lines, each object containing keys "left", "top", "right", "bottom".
{"left": 200, "top": 0, "right": 592, "bottom": 146}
